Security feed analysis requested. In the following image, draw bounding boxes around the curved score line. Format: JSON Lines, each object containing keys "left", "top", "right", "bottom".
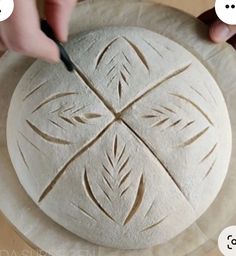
{"left": 83, "top": 168, "right": 115, "bottom": 222}
{"left": 203, "top": 158, "right": 217, "bottom": 180}
{"left": 32, "top": 92, "right": 78, "bottom": 114}
{"left": 26, "top": 120, "right": 71, "bottom": 145}
{"left": 170, "top": 93, "right": 214, "bottom": 126}
{"left": 141, "top": 215, "right": 167, "bottom": 232}
{"left": 124, "top": 174, "right": 145, "bottom": 225}
{"left": 96, "top": 37, "right": 120, "bottom": 69}
{"left": 70, "top": 201, "right": 97, "bottom": 222}
{"left": 123, "top": 37, "right": 149, "bottom": 71}
{"left": 179, "top": 127, "right": 210, "bottom": 147}
{"left": 143, "top": 39, "right": 163, "bottom": 58}
{"left": 17, "top": 140, "right": 29, "bottom": 169}
{"left": 23, "top": 80, "right": 48, "bottom": 101}
{"left": 200, "top": 143, "right": 218, "bottom": 163}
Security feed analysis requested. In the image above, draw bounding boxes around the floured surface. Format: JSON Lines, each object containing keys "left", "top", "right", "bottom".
{"left": 7, "top": 26, "right": 231, "bottom": 249}
{"left": 0, "top": 0, "right": 236, "bottom": 255}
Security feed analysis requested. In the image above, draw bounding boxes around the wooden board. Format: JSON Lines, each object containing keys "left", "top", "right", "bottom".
{"left": 0, "top": 1, "right": 230, "bottom": 255}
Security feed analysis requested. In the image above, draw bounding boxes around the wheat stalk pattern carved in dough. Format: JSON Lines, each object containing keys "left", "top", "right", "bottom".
{"left": 81, "top": 135, "right": 145, "bottom": 225}
{"left": 95, "top": 37, "right": 150, "bottom": 99}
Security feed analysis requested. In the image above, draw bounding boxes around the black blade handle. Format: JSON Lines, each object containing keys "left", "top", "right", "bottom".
{"left": 40, "top": 19, "right": 75, "bottom": 72}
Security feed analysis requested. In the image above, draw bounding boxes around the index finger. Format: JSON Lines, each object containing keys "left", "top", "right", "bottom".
{"left": 45, "top": 0, "right": 77, "bottom": 42}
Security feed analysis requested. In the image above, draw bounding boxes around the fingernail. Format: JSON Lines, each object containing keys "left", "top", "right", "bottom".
{"left": 211, "top": 22, "right": 231, "bottom": 42}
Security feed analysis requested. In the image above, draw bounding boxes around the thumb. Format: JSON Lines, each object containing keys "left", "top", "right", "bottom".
{"left": 210, "top": 20, "right": 236, "bottom": 42}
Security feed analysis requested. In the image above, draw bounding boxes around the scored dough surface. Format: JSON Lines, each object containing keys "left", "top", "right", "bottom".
{"left": 7, "top": 27, "right": 232, "bottom": 249}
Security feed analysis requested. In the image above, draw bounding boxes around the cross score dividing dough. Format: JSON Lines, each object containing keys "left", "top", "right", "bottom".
{"left": 6, "top": 27, "right": 232, "bottom": 249}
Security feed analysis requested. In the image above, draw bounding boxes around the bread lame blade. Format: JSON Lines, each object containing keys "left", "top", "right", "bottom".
{"left": 40, "top": 19, "right": 76, "bottom": 72}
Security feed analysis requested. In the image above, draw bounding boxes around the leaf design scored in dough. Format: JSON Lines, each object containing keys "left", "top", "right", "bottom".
{"left": 102, "top": 135, "right": 133, "bottom": 198}
{"left": 96, "top": 37, "right": 150, "bottom": 99}
{"left": 51, "top": 104, "right": 103, "bottom": 127}
{"left": 81, "top": 135, "right": 145, "bottom": 225}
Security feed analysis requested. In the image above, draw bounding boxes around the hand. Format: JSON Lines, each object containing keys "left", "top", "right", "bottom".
{"left": 199, "top": 8, "right": 236, "bottom": 48}
{"left": 0, "top": 0, "right": 77, "bottom": 62}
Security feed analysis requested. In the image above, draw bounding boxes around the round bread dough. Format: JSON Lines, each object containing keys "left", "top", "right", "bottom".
{"left": 7, "top": 27, "right": 232, "bottom": 249}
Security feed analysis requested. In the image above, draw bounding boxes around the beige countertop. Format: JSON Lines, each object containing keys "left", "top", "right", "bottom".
{"left": 0, "top": 0, "right": 219, "bottom": 255}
